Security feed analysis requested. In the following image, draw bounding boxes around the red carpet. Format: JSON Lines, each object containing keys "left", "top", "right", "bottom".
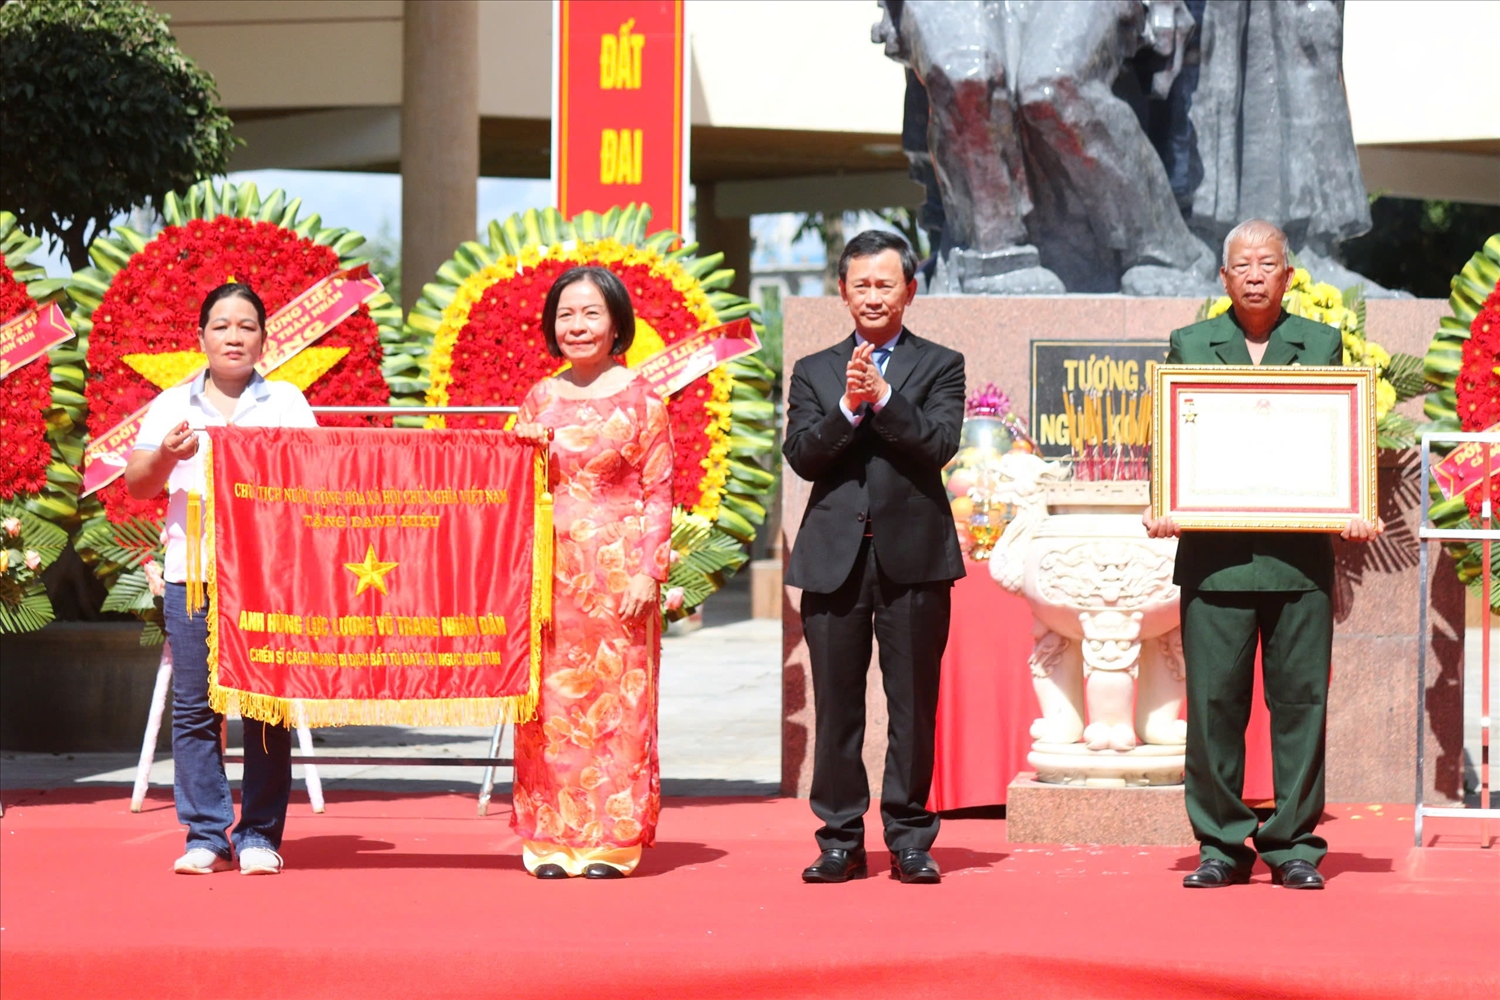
{"left": 1, "top": 789, "right": 1495, "bottom": 1000}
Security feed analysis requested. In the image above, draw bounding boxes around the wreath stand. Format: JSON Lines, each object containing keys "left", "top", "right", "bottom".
{"left": 128, "top": 406, "right": 522, "bottom": 817}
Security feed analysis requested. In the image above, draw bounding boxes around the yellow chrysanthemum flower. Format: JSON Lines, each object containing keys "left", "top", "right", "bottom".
{"left": 1375, "top": 380, "right": 1397, "bottom": 420}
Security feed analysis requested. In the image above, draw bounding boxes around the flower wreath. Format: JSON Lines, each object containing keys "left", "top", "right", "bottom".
{"left": 1423, "top": 233, "right": 1500, "bottom": 608}
{"left": 0, "top": 212, "right": 76, "bottom": 631}
{"left": 409, "top": 205, "right": 778, "bottom": 614}
{"left": 1204, "top": 267, "right": 1427, "bottom": 449}
{"left": 66, "top": 178, "right": 404, "bottom": 641}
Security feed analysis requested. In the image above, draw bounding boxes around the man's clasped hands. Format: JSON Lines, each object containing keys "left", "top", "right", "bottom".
{"left": 842, "top": 341, "right": 892, "bottom": 412}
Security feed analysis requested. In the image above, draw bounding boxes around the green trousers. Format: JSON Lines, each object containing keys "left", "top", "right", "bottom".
{"left": 1182, "top": 588, "right": 1332, "bottom": 870}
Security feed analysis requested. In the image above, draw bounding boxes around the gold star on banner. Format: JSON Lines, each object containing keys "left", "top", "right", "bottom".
{"left": 343, "top": 544, "right": 399, "bottom": 596}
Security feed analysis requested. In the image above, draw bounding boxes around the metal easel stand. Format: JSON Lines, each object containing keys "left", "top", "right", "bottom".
{"left": 129, "top": 641, "right": 326, "bottom": 813}
{"left": 129, "top": 642, "right": 175, "bottom": 812}
{"left": 1416, "top": 431, "right": 1496, "bottom": 848}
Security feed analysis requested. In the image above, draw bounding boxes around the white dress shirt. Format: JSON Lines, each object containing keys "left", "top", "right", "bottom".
{"left": 133, "top": 371, "right": 317, "bottom": 583}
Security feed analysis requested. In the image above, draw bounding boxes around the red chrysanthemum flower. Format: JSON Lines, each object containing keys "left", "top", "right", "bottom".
{"left": 433, "top": 253, "right": 721, "bottom": 510}
{"left": 1456, "top": 288, "right": 1500, "bottom": 520}
{"left": 85, "top": 218, "right": 389, "bottom": 522}
{"left": 0, "top": 263, "right": 52, "bottom": 500}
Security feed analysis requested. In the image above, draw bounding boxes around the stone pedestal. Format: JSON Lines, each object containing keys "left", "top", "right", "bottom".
{"left": 1006, "top": 772, "right": 1196, "bottom": 846}
{"left": 1027, "top": 743, "right": 1184, "bottom": 786}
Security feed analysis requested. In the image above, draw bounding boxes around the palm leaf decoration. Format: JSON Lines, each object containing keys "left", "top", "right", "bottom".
{"left": 1422, "top": 233, "right": 1500, "bottom": 611}
{"left": 1422, "top": 233, "right": 1500, "bottom": 431}
{"left": 408, "top": 204, "right": 778, "bottom": 619}
{"left": 65, "top": 178, "right": 412, "bottom": 642}
{"left": 1, "top": 213, "right": 83, "bottom": 530}
{"left": 0, "top": 213, "right": 83, "bottom": 632}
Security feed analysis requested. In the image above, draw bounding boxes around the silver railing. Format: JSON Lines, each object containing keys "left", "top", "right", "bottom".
{"left": 1416, "top": 431, "right": 1496, "bottom": 848}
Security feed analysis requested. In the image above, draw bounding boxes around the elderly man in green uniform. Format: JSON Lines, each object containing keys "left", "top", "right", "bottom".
{"left": 1144, "top": 219, "right": 1383, "bottom": 890}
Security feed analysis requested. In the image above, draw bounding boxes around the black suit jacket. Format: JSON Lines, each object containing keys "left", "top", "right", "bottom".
{"left": 782, "top": 329, "right": 967, "bottom": 593}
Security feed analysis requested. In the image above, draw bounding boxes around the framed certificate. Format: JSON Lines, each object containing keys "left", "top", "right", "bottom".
{"left": 1151, "top": 365, "right": 1377, "bottom": 531}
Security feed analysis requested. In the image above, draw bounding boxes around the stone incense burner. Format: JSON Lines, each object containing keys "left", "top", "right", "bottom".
{"left": 987, "top": 453, "right": 1186, "bottom": 786}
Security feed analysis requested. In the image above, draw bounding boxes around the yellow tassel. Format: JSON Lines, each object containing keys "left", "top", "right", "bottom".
{"left": 185, "top": 490, "right": 205, "bottom": 616}
{"left": 533, "top": 449, "right": 554, "bottom": 626}
{"left": 515, "top": 446, "right": 553, "bottom": 727}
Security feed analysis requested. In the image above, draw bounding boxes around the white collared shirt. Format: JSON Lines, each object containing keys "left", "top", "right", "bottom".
{"left": 838, "top": 330, "right": 901, "bottom": 425}
{"left": 133, "top": 371, "right": 317, "bottom": 583}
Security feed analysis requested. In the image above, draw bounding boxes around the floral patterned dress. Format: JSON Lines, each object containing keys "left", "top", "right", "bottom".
{"left": 511, "top": 374, "right": 674, "bottom": 865}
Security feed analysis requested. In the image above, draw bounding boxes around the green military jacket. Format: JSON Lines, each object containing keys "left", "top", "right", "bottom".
{"left": 1166, "top": 310, "right": 1344, "bottom": 593}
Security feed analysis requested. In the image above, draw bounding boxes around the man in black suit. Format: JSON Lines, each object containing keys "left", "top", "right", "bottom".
{"left": 783, "top": 230, "right": 967, "bottom": 884}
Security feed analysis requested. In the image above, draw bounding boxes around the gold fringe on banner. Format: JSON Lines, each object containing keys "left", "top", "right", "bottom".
{"left": 208, "top": 436, "right": 554, "bottom": 729}
{"left": 204, "top": 440, "right": 227, "bottom": 715}
{"left": 212, "top": 692, "right": 547, "bottom": 730}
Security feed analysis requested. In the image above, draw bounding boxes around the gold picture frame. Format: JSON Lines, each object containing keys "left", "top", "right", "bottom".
{"left": 1150, "top": 365, "right": 1377, "bottom": 531}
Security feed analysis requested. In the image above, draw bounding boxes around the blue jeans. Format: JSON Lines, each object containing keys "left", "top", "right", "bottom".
{"left": 164, "top": 583, "right": 291, "bottom": 857}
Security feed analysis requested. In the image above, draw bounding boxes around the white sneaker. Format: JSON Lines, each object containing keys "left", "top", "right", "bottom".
{"left": 238, "top": 846, "right": 284, "bottom": 875}
{"left": 173, "top": 848, "right": 232, "bottom": 874}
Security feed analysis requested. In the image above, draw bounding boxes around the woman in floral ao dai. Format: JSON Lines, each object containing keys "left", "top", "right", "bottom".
{"left": 510, "top": 266, "right": 673, "bottom": 879}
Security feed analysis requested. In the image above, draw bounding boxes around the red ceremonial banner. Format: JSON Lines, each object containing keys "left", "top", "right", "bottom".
{"left": 205, "top": 426, "right": 550, "bottom": 727}
{"left": 635, "top": 318, "right": 760, "bottom": 398}
{"left": 81, "top": 268, "right": 384, "bottom": 497}
{"left": 554, "top": 0, "right": 688, "bottom": 234}
{"left": 1433, "top": 424, "right": 1500, "bottom": 502}
{"left": 0, "top": 300, "right": 74, "bottom": 379}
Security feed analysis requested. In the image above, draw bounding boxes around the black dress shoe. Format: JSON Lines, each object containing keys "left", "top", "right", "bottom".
{"left": 1271, "top": 859, "right": 1325, "bottom": 889}
{"left": 1182, "top": 859, "right": 1251, "bottom": 888}
{"left": 583, "top": 863, "right": 626, "bottom": 880}
{"left": 532, "top": 863, "right": 569, "bottom": 880}
{"left": 890, "top": 848, "right": 941, "bottom": 884}
{"left": 801, "top": 848, "right": 867, "bottom": 883}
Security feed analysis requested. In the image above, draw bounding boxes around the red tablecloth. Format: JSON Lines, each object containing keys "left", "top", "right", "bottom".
{"left": 927, "top": 561, "right": 1036, "bottom": 811}
{"left": 927, "top": 558, "right": 1274, "bottom": 811}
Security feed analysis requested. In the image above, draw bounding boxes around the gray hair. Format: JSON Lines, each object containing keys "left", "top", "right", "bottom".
{"left": 1221, "top": 219, "right": 1290, "bottom": 268}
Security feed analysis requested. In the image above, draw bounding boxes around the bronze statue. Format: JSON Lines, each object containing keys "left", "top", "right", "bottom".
{"left": 875, "top": 1, "right": 1391, "bottom": 296}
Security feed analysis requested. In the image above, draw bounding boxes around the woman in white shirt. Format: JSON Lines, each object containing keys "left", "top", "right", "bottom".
{"left": 125, "top": 282, "right": 317, "bottom": 876}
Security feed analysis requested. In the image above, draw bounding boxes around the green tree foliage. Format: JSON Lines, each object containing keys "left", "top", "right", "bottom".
{"left": 792, "top": 208, "right": 928, "bottom": 296}
{"left": 0, "top": 0, "right": 236, "bottom": 268}
{"left": 1338, "top": 197, "right": 1500, "bottom": 298}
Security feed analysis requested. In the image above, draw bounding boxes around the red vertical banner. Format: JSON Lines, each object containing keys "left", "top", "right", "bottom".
{"left": 553, "top": 0, "right": 688, "bottom": 235}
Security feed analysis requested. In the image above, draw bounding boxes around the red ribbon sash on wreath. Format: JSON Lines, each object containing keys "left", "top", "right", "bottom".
{"left": 205, "top": 426, "right": 550, "bottom": 727}
{"left": 0, "top": 301, "right": 74, "bottom": 379}
{"left": 1433, "top": 423, "right": 1500, "bottom": 502}
{"left": 80, "top": 267, "right": 384, "bottom": 497}
{"left": 634, "top": 318, "right": 760, "bottom": 397}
